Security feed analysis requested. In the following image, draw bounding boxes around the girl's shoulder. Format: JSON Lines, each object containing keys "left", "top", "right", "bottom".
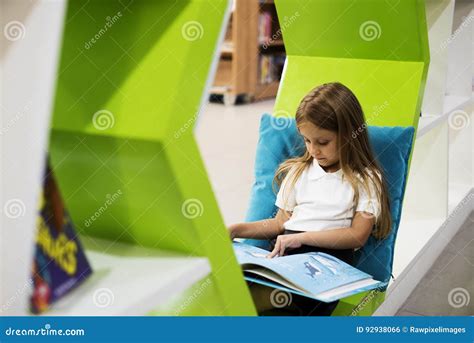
{"left": 353, "top": 168, "right": 383, "bottom": 196}
{"left": 350, "top": 168, "right": 382, "bottom": 191}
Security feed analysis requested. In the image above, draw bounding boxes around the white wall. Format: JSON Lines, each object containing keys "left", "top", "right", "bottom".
{"left": 422, "top": 0, "right": 455, "bottom": 117}
{"left": 1, "top": 0, "right": 66, "bottom": 315}
{"left": 376, "top": 0, "right": 473, "bottom": 315}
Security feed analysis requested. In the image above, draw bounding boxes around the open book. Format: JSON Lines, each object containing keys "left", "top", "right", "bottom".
{"left": 233, "top": 241, "right": 386, "bottom": 303}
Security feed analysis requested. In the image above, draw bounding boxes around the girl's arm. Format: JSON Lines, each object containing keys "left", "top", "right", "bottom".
{"left": 267, "top": 212, "right": 375, "bottom": 258}
{"left": 228, "top": 209, "right": 291, "bottom": 240}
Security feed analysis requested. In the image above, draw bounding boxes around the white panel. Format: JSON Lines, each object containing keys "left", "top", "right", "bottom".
{"left": 448, "top": 103, "right": 473, "bottom": 212}
{"left": 403, "top": 123, "right": 449, "bottom": 221}
{"left": 375, "top": 189, "right": 473, "bottom": 316}
{"left": 1, "top": 0, "right": 66, "bottom": 315}
{"left": 446, "top": 2, "right": 473, "bottom": 98}
{"left": 381, "top": 0, "right": 473, "bottom": 316}
{"left": 422, "top": 0, "right": 455, "bottom": 116}
{"left": 395, "top": 122, "right": 449, "bottom": 276}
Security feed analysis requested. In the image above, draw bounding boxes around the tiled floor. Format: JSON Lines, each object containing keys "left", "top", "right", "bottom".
{"left": 196, "top": 99, "right": 275, "bottom": 226}
{"left": 395, "top": 212, "right": 474, "bottom": 316}
{"left": 196, "top": 100, "right": 473, "bottom": 317}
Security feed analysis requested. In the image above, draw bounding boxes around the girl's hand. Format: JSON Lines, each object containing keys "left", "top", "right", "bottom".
{"left": 267, "top": 233, "right": 304, "bottom": 258}
{"left": 227, "top": 223, "right": 239, "bottom": 240}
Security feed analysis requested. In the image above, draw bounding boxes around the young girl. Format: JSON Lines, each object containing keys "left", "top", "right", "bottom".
{"left": 228, "top": 82, "right": 392, "bottom": 316}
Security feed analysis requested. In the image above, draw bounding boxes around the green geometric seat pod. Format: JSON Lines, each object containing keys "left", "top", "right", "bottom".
{"left": 272, "top": 0, "right": 430, "bottom": 315}
{"left": 49, "top": 0, "right": 256, "bottom": 315}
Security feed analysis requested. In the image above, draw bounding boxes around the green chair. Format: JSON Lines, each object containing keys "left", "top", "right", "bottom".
{"left": 269, "top": 0, "right": 430, "bottom": 316}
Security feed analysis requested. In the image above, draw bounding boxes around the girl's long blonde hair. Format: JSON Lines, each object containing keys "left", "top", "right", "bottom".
{"left": 273, "top": 82, "right": 392, "bottom": 240}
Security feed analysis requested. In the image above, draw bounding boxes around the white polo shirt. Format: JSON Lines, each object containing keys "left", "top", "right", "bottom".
{"left": 275, "top": 159, "right": 381, "bottom": 232}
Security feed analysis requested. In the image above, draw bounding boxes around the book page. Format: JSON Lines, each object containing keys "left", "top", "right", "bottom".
{"left": 233, "top": 242, "right": 383, "bottom": 301}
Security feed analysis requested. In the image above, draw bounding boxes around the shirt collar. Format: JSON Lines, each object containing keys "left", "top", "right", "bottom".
{"left": 308, "top": 159, "right": 343, "bottom": 180}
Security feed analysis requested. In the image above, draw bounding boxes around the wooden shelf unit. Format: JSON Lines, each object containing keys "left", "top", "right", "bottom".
{"left": 211, "top": 0, "right": 286, "bottom": 105}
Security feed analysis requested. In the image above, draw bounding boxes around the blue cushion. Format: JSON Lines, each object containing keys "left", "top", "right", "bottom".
{"left": 244, "top": 113, "right": 415, "bottom": 283}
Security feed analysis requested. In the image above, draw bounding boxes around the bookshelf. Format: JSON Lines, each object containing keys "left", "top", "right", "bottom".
{"left": 41, "top": 237, "right": 211, "bottom": 316}
{"left": 211, "top": 0, "right": 286, "bottom": 105}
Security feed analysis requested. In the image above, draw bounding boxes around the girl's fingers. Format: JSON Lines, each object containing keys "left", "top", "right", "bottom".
{"left": 279, "top": 241, "right": 286, "bottom": 257}
{"left": 267, "top": 239, "right": 280, "bottom": 258}
{"left": 267, "top": 238, "right": 287, "bottom": 258}
{"left": 267, "top": 246, "right": 279, "bottom": 258}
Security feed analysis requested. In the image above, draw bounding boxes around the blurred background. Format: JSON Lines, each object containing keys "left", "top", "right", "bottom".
{"left": 198, "top": 0, "right": 285, "bottom": 225}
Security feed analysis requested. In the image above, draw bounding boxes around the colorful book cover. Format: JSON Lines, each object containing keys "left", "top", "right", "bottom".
{"left": 258, "top": 12, "right": 272, "bottom": 43}
{"left": 30, "top": 164, "right": 92, "bottom": 314}
{"left": 259, "top": 55, "right": 271, "bottom": 84}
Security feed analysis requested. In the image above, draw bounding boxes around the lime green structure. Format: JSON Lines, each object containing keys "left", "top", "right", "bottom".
{"left": 49, "top": 0, "right": 256, "bottom": 315}
{"left": 272, "top": 0, "right": 430, "bottom": 315}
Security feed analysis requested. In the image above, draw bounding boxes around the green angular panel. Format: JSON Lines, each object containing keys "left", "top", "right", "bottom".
{"left": 276, "top": 0, "right": 429, "bottom": 62}
{"left": 274, "top": 0, "right": 430, "bottom": 129}
{"left": 49, "top": 0, "right": 256, "bottom": 315}
{"left": 275, "top": 57, "right": 425, "bottom": 128}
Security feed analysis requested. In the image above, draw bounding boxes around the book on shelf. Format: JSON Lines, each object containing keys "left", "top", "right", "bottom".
{"left": 221, "top": 40, "right": 233, "bottom": 53}
{"left": 30, "top": 162, "right": 92, "bottom": 314}
{"left": 259, "top": 54, "right": 285, "bottom": 84}
{"left": 260, "top": 55, "right": 270, "bottom": 84}
{"left": 258, "top": 11, "right": 273, "bottom": 43}
{"left": 233, "top": 241, "right": 386, "bottom": 303}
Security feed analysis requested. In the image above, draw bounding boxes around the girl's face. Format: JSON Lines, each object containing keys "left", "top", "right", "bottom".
{"left": 298, "top": 121, "right": 339, "bottom": 170}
